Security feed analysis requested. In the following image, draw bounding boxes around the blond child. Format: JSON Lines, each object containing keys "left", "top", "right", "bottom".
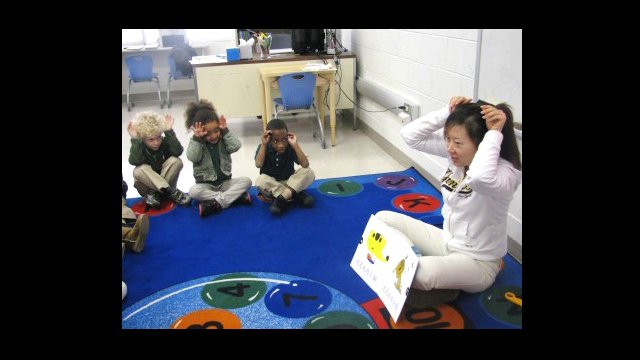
{"left": 127, "top": 111, "right": 191, "bottom": 208}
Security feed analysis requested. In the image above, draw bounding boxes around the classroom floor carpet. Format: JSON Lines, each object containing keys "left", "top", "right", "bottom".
{"left": 122, "top": 167, "right": 522, "bottom": 329}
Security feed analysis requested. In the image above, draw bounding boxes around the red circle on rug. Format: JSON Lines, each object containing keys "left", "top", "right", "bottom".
{"left": 392, "top": 193, "right": 440, "bottom": 213}
{"left": 130, "top": 198, "right": 176, "bottom": 217}
{"left": 391, "top": 303, "right": 466, "bottom": 329}
{"left": 360, "top": 297, "right": 467, "bottom": 329}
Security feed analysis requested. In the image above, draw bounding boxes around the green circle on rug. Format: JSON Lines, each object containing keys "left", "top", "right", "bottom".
{"left": 480, "top": 285, "right": 522, "bottom": 327}
{"left": 201, "top": 273, "right": 267, "bottom": 309}
{"left": 304, "top": 310, "right": 375, "bottom": 329}
{"left": 319, "top": 180, "right": 363, "bottom": 197}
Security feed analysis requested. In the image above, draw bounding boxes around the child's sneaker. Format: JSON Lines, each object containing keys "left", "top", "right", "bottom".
{"left": 406, "top": 288, "right": 460, "bottom": 309}
{"left": 199, "top": 199, "right": 222, "bottom": 218}
{"left": 257, "top": 188, "right": 274, "bottom": 202}
{"left": 294, "top": 190, "right": 314, "bottom": 208}
{"left": 171, "top": 188, "right": 192, "bottom": 206}
{"left": 269, "top": 195, "right": 287, "bottom": 215}
{"left": 145, "top": 191, "right": 161, "bottom": 208}
{"left": 233, "top": 191, "right": 252, "bottom": 205}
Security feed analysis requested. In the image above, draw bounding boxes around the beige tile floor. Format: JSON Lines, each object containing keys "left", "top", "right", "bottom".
{"left": 122, "top": 98, "right": 406, "bottom": 197}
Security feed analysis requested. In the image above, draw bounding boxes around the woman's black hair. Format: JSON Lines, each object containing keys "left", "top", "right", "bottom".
{"left": 445, "top": 100, "right": 521, "bottom": 170}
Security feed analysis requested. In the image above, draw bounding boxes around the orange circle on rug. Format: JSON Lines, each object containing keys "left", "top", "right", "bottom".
{"left": 130, "top": 198, "right": 176, "bottom": 217}
{"left": 170, "top": 309, "right": 242, "bottom": 329}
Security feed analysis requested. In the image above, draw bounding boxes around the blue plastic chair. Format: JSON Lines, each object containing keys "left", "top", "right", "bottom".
{"left": 166, "top": 55, "right": 194, "bottom": 108}
{"left": 125, "top": 55, "right": 164, "bottom": 112}
{"left": 273, "top": 72, "right": 326, "bottom": 149}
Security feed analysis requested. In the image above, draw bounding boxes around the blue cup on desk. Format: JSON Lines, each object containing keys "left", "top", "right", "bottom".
{"left": 226, "top": 47, "right": 240, "bottom": 62}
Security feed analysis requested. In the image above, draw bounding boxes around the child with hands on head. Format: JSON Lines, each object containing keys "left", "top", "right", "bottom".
{"left": 184, "top": 99, "right": 252, "bottom": 218}
{"left": 127, "top": 111, "right": 191, "bottom": 209}
{"left": 254, "top": 119, "right": 315, "bottom": 216}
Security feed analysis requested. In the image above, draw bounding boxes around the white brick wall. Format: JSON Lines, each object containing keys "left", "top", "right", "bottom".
{"left": 344, "top": 29, "right": 522, "bottom": 247}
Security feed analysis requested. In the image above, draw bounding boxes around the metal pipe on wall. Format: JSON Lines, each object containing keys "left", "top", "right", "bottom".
{"left": 355, "top": 77, "right": 420, "bottom": 122}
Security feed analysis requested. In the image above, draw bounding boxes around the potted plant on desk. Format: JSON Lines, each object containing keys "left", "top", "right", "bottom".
{"left": 257, "top": 32, "right": 272, "bottom": 59}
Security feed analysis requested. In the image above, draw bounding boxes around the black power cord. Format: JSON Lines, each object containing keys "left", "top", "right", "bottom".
{"left": 315, "top": 49, "right": 328, "bottom": 65}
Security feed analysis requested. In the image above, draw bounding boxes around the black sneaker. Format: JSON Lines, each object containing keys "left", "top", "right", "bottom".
{"left": 232, "top": 191, "right": 252, "bottom": 206}
{"left": 294, "top": 190, "right": 314, "bottom": 208}
{"left": 406, "top": 288, "right": 460, "bottom": 309}
{"left": 171, "top": 188, "right": 192, "bottom": 206}
{"left": 145, "top": 191, "right": 161, "bottom": 208}
{"left": 269, "top": 195, "right": 287, "bottom": 215}
{"left": 159, "top": 187, "right": 172, "bottom": 201}
{"left": 257, "top": 187, "right": 274, "bottom": 202}
{"left": 199, "top": 199, "right": 222, "bottom": 218}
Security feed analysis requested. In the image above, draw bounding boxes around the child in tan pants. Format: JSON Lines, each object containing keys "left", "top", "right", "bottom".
{"left": 255, "top": 119, "right": 315, "bottom": 216}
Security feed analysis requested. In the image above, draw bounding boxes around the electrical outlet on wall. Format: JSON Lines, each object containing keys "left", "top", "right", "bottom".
{"left": 403, "top": 102, "right": 419, "bottom": 122}
{"left": 398, "top": 112, "right": 412, "bottom": 125}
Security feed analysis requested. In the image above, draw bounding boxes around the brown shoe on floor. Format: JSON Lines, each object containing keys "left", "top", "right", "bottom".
{"left": 269, "top": 195, "right": 287, "bottom": 215}
{"left": 123, "top": 214, "right": 149, "bottom": 253}
{"left": 406, "top": 288, "right": 460, "bottom": 309}
{"left": 293, "top": 190, "right": 314, "bottom": 208}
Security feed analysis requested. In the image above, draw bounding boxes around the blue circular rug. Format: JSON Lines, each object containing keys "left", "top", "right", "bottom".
{"left": 123, "top": 271, "right": 377, "bottom": 329}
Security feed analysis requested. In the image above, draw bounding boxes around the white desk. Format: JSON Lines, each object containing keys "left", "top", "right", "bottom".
{"left": 190, "top": 55, "right": 226, "bottom": 64}
{"left": 122, "top": 44, "right": 207, "bottom": 53}
{"left": 192, "top": 52, "right": 357, "bottom": 146}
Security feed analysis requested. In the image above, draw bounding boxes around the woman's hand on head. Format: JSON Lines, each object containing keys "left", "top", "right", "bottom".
{"left": 191, "top": 122, "right": 207, "bottom": 138}
{"left": 449, "top": 96, "right": 471, "bottom": 112}
{"left": 164, "top": 114, "right": 174, "bottom": 131}
{"left": 481, "top": 105, "right": 506, "bottom": 132}
{"left": 127, "top": 121, "right": 138, "bottom": 138}
{"left": 219, "top": 115, "right": 227, "bottom": 130}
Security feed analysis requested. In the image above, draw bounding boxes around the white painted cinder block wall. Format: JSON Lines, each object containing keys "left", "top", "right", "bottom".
{"left": 341, "top": 29, "right": 522, "bottom": 246}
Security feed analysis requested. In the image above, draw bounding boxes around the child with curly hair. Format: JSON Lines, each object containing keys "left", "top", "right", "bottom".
{"left": 184, "top": 99, "right": 252, "bottom": 218}
{"left": 127, "top": 111, "right": 191, "bottom": 208}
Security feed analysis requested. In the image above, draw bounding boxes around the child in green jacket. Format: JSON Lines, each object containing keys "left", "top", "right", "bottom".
{"left": 127, "top": 111, "right": 191, "bottom": 208}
